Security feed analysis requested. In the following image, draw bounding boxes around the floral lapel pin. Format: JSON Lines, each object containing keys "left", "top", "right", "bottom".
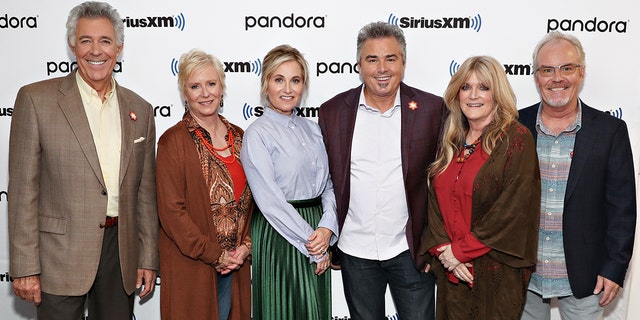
{"left": 408, "top": 101, "right": 418, "bottom": 110}
{"left": 129, "top": 111, "right": 137, "bottom": 121}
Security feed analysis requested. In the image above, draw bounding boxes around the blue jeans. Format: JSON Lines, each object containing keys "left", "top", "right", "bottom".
{"left": 339, "top": 250, "right": 435, "bottom": 320}
{"left": 217, "top": 273, "right": 232, "bottom": 320}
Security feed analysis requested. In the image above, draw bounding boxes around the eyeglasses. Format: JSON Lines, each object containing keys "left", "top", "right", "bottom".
{"left": 535, "top": 64, "right": 582, "bottom": 77}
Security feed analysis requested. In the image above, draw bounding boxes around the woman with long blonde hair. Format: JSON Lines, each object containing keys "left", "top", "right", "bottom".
{"left": 420, "top": 56, "right": 541, "bottom": 319}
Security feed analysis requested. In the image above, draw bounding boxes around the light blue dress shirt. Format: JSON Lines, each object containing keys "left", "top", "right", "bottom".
{"left": 241, "top": 107, "right": 339, "bottom": 263}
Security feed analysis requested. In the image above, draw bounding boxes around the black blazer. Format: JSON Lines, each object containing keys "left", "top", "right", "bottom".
{"left": 519, "top": 101, "right": 636, "bottom": 298}
{"left": 318, "top": 82, "right": 446, "bottom": 270}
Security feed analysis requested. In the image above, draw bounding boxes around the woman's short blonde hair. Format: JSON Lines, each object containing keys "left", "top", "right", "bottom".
{"left": 177, "top": 49, "right": 226, "bottom": 105}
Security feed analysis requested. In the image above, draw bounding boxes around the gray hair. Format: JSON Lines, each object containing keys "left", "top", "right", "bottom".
{"left": 66, "top": 1, "right": 124, "bottom": 46}
{"left": 532, "top": 31, "right": 585, "bottom": 70}
{"left": 356, "top": 22, "right": 407, "bottom": 64}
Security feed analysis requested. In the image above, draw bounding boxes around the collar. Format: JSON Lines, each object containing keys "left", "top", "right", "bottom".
{"left": 358, "top": 86, "right": 401, "bottom": 117}
{"left": 263, "top": 106, "right": 298, "bottom": 128}
{"left": 75, "top": 71, "right": 116, "bottom": 103}
{"left": 535, "top": 100, "right": 583, "bottom": 135}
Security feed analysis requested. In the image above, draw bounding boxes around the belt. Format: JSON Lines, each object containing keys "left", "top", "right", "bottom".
{"left": 288, "top": 197, "right": 322, "bottom": 209}
{"left": 101, "top": 216, "right": 118, "bottom": 228}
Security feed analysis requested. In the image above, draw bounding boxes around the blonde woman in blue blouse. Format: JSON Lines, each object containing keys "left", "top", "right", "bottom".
{"left": 241, "top": 44, "right": 338, "bottom": 320}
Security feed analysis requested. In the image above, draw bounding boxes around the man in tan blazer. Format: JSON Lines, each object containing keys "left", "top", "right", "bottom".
{"left": 8, "top": 2, "right": 158, "bottom": 319}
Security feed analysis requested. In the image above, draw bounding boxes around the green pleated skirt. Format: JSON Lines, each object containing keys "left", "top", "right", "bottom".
{"left": 251, "top": 198, "right": 331, "bottom": 320}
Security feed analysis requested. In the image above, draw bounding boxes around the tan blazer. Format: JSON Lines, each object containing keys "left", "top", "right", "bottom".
{"left": 8, "top": 71, "right": 159, "bottom": 296}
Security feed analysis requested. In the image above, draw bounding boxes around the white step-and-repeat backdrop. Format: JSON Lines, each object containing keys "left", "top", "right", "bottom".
{"left": 1, "top": 0, "right": 639, "bottom": 319}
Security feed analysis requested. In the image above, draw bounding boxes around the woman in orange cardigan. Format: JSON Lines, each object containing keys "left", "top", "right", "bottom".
{"left": 156, "top": 49, "right": 253, "bottom": 320}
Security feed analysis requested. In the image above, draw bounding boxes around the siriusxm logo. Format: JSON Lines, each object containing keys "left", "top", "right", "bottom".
{"left": 242, "top": 103, "right": 264, "bottom": 120}
{"left": 242, "top": 103, "right": 320, "bottom": 120}
{"left": 46, "top": 61, "right": 123, "bottom": 76}
{"left": 316, "top": 61, "right": 359, "bottom": 77}
{"left": 503, "top": 64, "right": 533, "bottom": 76}
{"left": 225, "top": 59, "right": 262, "bottom": 75}
{"left": 547, "top": 17, "right": 627, "bottom": 33}
{"left": 0, "top": 14, "right": 37, "bottom": 28}
{"left": 122, "top": 13, "right": 185, "bottom": 31}
{"left": 245, "top": 13, "right": 325, "bottom": 30}
{"left": 170, "top": 58, "right": 178, "bottom": 76}
{"left": 170, "top": 58, "right": 261, "bottom": 76}
{"left": 449, "top": 60, "right": 532, "bottom": 76}
{"left": 0, "top": 271, "right": 13, "bottom": 282}
{"left": 388, "top": 13, "right": 482, "bottom": 32}
{"left": 605, "top": 107, "right": 623, "bottom": 119}
{"left": 449, "top": 60, "right": 460, "bottom": 76}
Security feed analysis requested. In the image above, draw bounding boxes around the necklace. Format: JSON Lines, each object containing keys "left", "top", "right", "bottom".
{"left": 195, "top": 128, "right": 236, "bottom": 164}
{"left": 456, "top": 137, "right": 481, "bottom": 163}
